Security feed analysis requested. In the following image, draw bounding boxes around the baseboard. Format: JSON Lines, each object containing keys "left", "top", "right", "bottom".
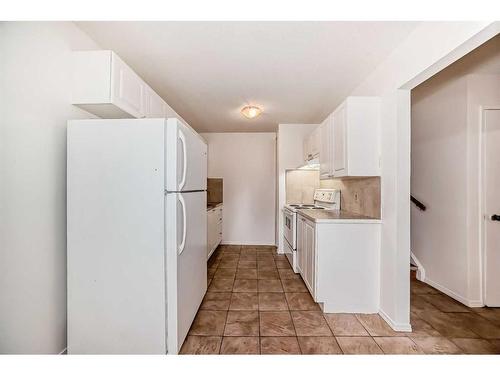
{"left": 378, "top": 309, "right": 412, "bottom": 332}
{"left": 221, "top": 241, "right": 276, "bottom": 246}
{"left": 59, "top": 347, "right": 67, "bottom": 355}
{"left": 410, "top": 251, "right": 425, "bottom": 281}
{"left": 423, "top": 277, "right": 483, "bottom": 308}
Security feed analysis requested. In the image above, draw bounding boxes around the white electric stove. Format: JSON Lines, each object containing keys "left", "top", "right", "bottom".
{"left": 282, "top": 189, "right": 340, "bottom": 272}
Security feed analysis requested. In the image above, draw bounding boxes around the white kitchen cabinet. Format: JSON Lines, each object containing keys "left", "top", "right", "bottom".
{"left": 333, "top": 103, "right": 346, "bottom": 173}
{"left": 207, "top": 205, "right": 223, "bottom": 259}
{"left": 111, "top": 53, "right": 146, "bottom": 118}
{"left": 296, "top": 216, "right": 305, "bottom": 274}
{"left": 303, "top": 218, "right": 316, "bottom": 297}
{"left": 319, "top": 114, "right": 333, "bottom": 179}
{"left": 303, "top": 136, "right": 311, "bottom": 162}
{"left": 72, "top": 50, "right": 175, "bottom": 120}
{"left": 310, "top": 126, "right": 321, "bottom": 158}
{"left": 144, "top": 87, "right": 168, "bottom": 118}
{"left": 303, "top": 125, "right": 321, "bottom": 162}
{"left": 331, "top": 97, "right": 380, "bottom": 177}
{"left": 297, "top": 215, "right": 316, "bottom": 298}
{"left": 296, "top": 212, "right": 380, "bottom": 313}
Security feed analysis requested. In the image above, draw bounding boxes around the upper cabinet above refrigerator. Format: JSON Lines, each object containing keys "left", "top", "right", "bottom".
{"left": 71, "top": 50, "right": 180, "bottom": 120}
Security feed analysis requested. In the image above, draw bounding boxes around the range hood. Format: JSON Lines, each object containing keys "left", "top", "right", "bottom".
{"left": 298, "top": 157, "right": 320, "bottom": 170}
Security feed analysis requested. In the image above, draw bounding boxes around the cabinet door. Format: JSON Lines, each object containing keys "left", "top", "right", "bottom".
{"left": 146, "top": 89, "right": 166, "bottom": 118}
{"left": 333, "top": 104, "right": 346, "bottom": 174}
{"left": 112, "top": 54, "right": 146, "bottom": 118}
{"left": 207, "top": 210, "right": 214, "bottom": 257}
{"left": 304, "top": 220, "right": 316, "bottom": 297}
{"left": 303, "top": 136, "right": 310, "bottom": 162}
{"left": 310, "top": 126, "right": 321, "bottom": 157}
{"left": 296, "top": 217, "right": 305, "bottom": 274}
{"left": 319, "top": 117, "right": 332, "bottom": 178}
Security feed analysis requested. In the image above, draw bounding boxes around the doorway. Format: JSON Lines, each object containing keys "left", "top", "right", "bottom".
{"left": 482, "top": 108, "right": 500, "bottom": 307}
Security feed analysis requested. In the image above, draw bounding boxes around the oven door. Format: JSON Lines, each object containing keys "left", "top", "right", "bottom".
{"left": 283, "top": 208, "right": 296, "bottom": 249}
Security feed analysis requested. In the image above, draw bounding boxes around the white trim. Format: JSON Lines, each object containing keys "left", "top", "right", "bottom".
{"left": 480, "top": 105, "right": 500, "bottom": 306}
{"left": 59, "top": 347, "right": 67, "bottom": 355}
{"left": 378, "top": 309, "right": 412, "bottom": 332}
{"left": 423, "top": 276, "right": 484, "bottom": 308}
{"left": 410, "top": 251, "right": 426, "bottom": 281}
{"left": 221, "top": 241, "right": 276, "bottom": 246}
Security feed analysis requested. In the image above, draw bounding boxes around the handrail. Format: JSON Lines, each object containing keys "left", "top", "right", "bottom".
{"left": 411, "top": 195, "right": 426, "bottom": 211}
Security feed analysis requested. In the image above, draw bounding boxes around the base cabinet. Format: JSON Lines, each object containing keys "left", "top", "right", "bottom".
{"left": 297, "top": 213, "right": 380, "bottom": 313}
{"left": 297, "top": 216, "right": 316, "bottom": 298}
{"left": 207, "top": 205, "right": 223, "bottom": 259}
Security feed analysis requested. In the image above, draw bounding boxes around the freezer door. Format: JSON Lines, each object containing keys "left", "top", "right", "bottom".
{"left": 165, "top": 191, "right": 207, "bottom": 353}
{"left": 165, "top": 118, "right": 207, "bottom": 192}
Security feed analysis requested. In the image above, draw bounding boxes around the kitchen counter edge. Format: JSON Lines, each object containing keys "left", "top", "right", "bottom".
{"left": 297, "top": 209, "right": 381, "bottom": 223}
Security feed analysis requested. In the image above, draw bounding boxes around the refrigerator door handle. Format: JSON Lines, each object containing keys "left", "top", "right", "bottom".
{"left": 178, "top": 194, "right": 187, "bottom": 255}
{"left": 178, "top": 130, "right": 187, "bottom": 191}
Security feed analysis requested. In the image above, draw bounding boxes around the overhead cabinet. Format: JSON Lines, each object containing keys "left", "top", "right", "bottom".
{"left": 303, "top": 125, "right": 321, "bottom": 162}
{"left": 72, "top": 50, "right": 175, "bottom": 119}
{"left": 320, "top": 96, "right": 381, "bottom": 178}
{"left": 319, "top": 114, "right": 333, "bottom": 179}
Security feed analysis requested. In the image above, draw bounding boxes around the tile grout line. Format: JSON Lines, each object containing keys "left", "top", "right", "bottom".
{"left": 279, "top": 265, "right": 301, "bottom": 354}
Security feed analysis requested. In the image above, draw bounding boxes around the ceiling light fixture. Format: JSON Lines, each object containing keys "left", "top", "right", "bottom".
{"left": 241, "top": 105, "right": 262, "bottom": 119}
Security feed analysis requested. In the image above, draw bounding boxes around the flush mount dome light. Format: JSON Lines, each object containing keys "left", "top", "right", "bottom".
{"left": 241, "top": 105, "right": 262, "bottom": 119}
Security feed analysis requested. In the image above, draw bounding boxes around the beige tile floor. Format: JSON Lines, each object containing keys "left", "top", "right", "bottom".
{"left": 180, "top": 244, "right": 500, "bottom": 354}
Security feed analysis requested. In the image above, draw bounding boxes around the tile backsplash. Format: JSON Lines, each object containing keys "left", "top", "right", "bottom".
{"left": 320, "top": 177, "right": 381, "bottom": 218}
{"left": 207, "top": 178, "right": 223, "bottom": 204}
{"left": 285, "top": 170, "right": 320, "bottom": 204}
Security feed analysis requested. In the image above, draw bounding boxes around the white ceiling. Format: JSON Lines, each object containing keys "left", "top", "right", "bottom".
{"left": 77, "top": 22, "right": 418, "bottom": 133}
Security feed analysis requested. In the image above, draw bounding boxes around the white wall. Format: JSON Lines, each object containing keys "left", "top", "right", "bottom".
{"left": 276, "top": 124, "right": 317, "bottom": 252}
{"left": 349, "top": 21, "right": 498, "bottom": 330}
{"left": 200, "top": 133, "right": 276, "bottom": 246}
{"left": 0, "top": 22, "right": 101, "bottom": 354}
{"left": 411, "top": 74, "right": 470, "bottom": 300}
{"left": 412, "top": 69, "right": 500, "bottom": 306}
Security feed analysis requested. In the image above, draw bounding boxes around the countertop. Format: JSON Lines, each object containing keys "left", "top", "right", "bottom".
{"left": 207, "top": 202, "right": 223, "bottom": 211}
{"left": 297, "top": 209, "right": 381, "bottom": 223}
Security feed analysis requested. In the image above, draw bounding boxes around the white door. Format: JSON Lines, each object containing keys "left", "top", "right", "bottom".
{"left": 166, "top": 191, "right": 207, "bottom": 353}
{"left": 320, "top": 115, "right": 333, "bottom": 178}
{"left": 146, "top": 89, "right": 166, "bottom": 118}
{"left": 304, "top": 220, "right": 315, "bottom": 298}
{"left": 484, "top": 109, "right": 500, "bottom": 307}
{"left": 297, "top": 217, "right": 305, "bottom": 275}
{"left": 207, "top": 208, "right": 216, "bottom": 258}
{"left": 333, "top": 104, "right": 346, "bottom": 174}
{"left": 111, "top": 53, "right": 145, "bottom": 118}
{"left": 165, "top": 119, "right": 207, "bottom": 192}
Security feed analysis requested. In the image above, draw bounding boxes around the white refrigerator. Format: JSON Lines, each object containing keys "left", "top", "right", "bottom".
{"left": 67, "top": 118, "right": 207, "bottom": 354}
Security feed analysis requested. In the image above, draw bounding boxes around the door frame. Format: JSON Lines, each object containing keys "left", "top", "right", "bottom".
{"left": 480, "top": 105, "right": 500, "bottom": 306}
